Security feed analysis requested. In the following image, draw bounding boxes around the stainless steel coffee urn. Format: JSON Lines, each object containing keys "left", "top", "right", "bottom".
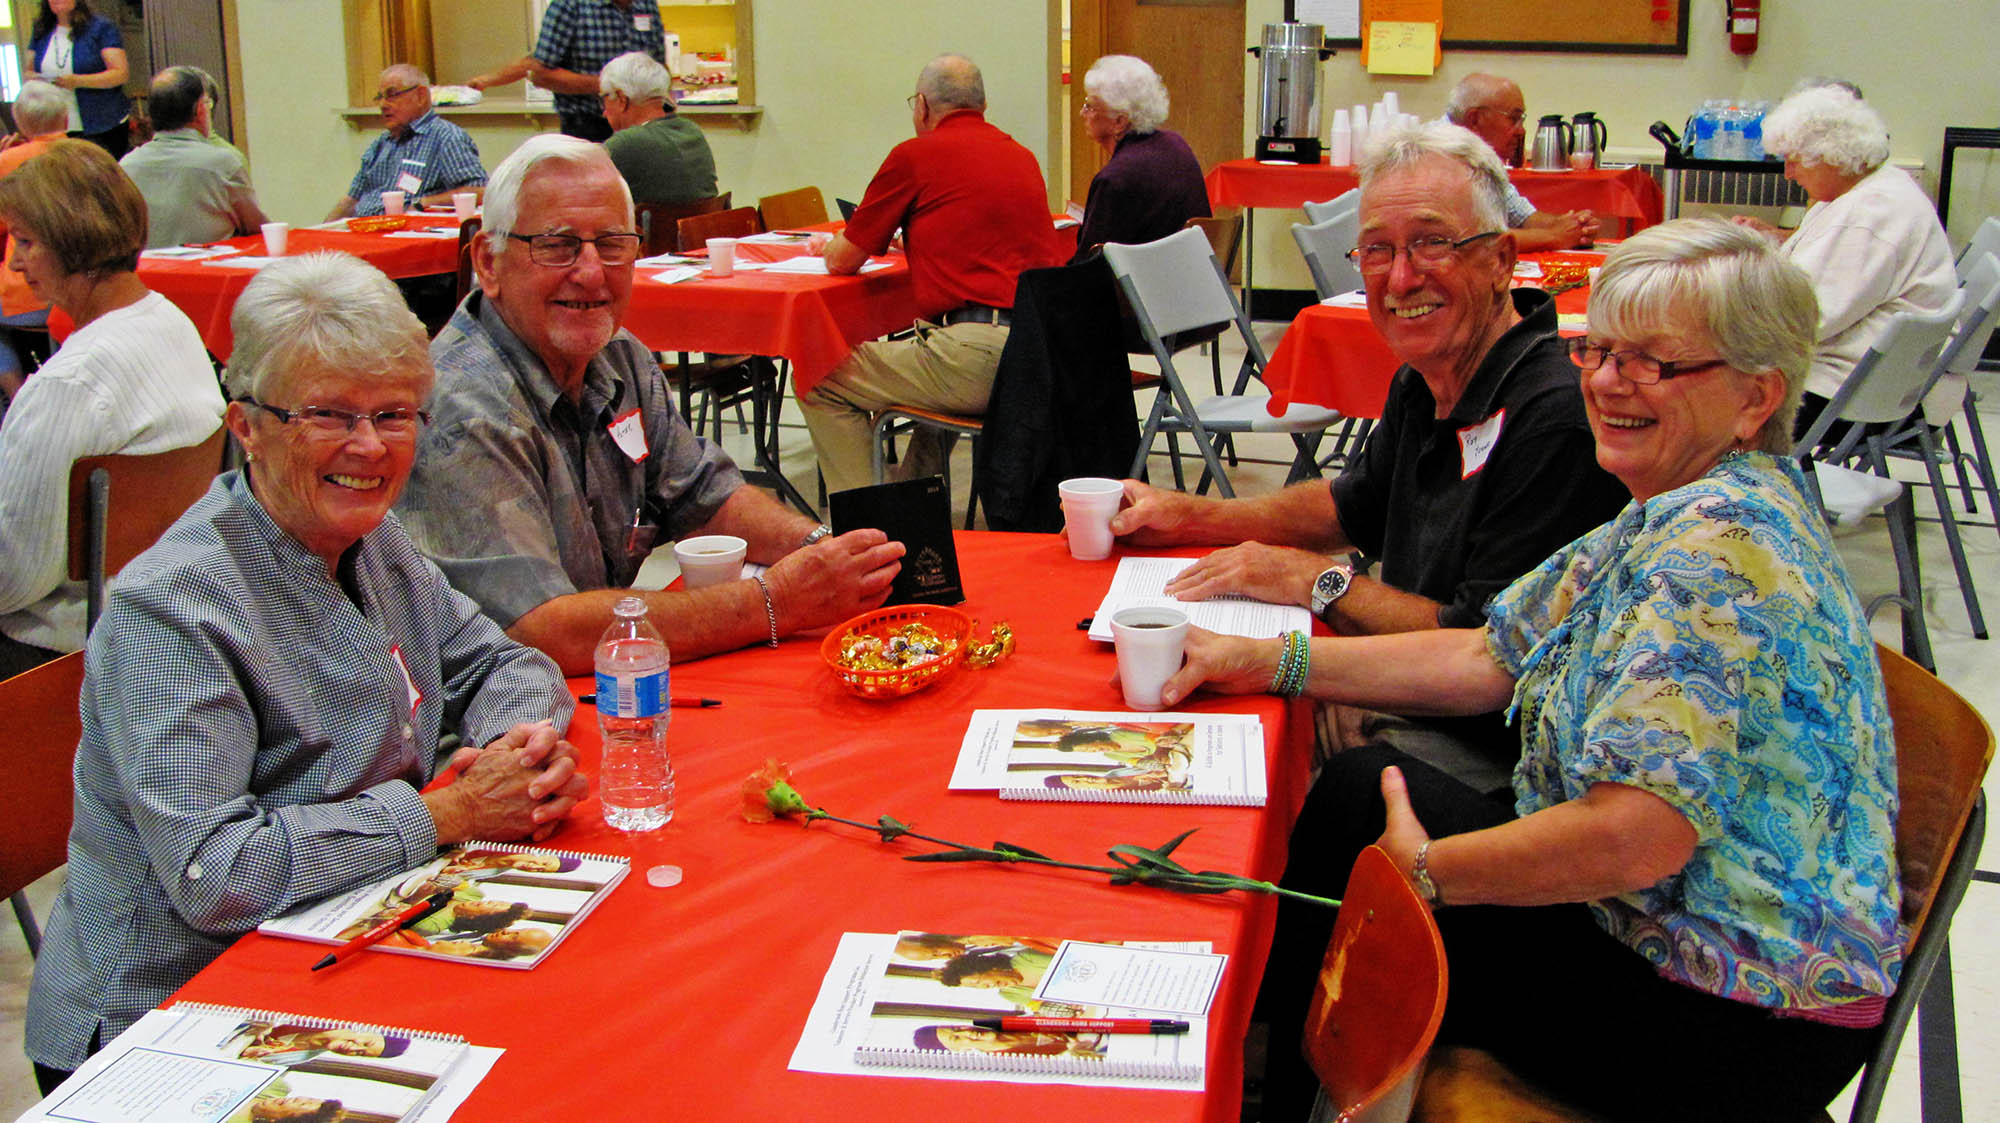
{"left": 1248, "top": 22, "right": 1336, "bottom": 162}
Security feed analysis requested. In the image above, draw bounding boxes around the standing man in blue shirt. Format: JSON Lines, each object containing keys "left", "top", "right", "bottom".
{"left": 466, "top": 0, "right": 667, "bottom": 142}
{"left": 328, "top": 65, "right": 488, "bottom": 219}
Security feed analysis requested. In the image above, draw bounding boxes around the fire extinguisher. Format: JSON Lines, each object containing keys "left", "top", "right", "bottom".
{"left": 1727, "top": 0, "right": 1760, "bottom": 55}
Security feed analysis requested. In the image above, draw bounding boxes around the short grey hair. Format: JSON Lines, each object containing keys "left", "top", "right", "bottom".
{"left": 599, "top": 51, "right": 672, "bottom": 105}
{"left": 1760, "top": 86, "right": 1890, "bottom": 177}
{"left": 1444, "top": 73, "right": 1516, "bottom": 125}
{"left": 917, "top": 54, "right": 984, "bottom": 112}
{"left": 1787, "top": 75, "right": 1864, "bottom": 100}
{"left": 11, "top": 79, "right": 69, "bottom": 136}
{"left": 226, "top": 252, "right": 432, "bottom": 402}
{"left": 380, "top": 63, "right": 430, "bottom": 89}
{"left": 1589, "top": 218, "right": 1816, "bottom": 454}
{"left": 1357, "top": 120, "right": 1510, "bottom": 233}
{"left": 1083, "top": 54, "right": 1168, "bottom": 134}
{"left": 480, "top": 134, "right": 634, "bottom": 253}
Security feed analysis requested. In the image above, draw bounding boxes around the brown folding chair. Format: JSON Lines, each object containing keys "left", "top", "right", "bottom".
{"left": 453, "top": 216, "right": 483, "bottom": 306}
{"left": 676, "top": 205, "right": 762, "bottom": 249}
{"left": 2, "top": 650, "right": 85, "bottom": 956}
{"left": 1302, "top": 844, "right": 1448, "bottom": 1123}
{"left": 757, "top": 185, "right": 830, "bottom": 231}
{"left": 636, "top": 192, "right": 730, "bottom": 254}
{"left": 67, "top": 425, "right": 228, "bottom": 633}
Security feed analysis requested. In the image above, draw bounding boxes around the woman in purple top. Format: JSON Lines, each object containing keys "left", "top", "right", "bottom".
{"left": 1071, "top": 54, "right": 1210, "bottom": 262}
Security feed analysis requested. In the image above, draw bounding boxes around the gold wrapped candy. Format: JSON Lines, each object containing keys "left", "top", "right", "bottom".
{"left": 835, "top": 621, "right": 958, "bottom": 671}
{"left": 964, "top": 621, "right": 1015, "bottom": 668}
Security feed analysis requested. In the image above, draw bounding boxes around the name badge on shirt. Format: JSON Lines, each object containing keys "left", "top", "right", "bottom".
{"left": 389, "top": 644, "right": 423, "bottom": 719}
{"left": 608, "top": 408, "right": 650, "bottom": 463}
{"left": 633, "top": 13, "right": 653, "bottom": 30}
{"left": 1457, "top": 408, "right": 1505, "bottom": 480}
{"left": 395, "top": 170, "right": 423, "bottom": 195}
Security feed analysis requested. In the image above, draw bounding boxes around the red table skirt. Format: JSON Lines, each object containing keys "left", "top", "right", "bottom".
{"left": 171, "top": 531, "right": 1315, "bottom": 1123}
{"left": 1206, "top": 160, "right": 1664, "bottom": 232}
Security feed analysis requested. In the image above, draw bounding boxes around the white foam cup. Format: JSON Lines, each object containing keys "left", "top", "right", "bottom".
{"left": 1111, "top": 605, "right": 1190, "bottom": 712}
{"left": 260, "top": 222, "right": 289, "bottom": 256}
{"left": 381, "top": 190, "right": 406, "bottom": 216}
{"left": 452, "top": 192, "right": 478, "bottom": 221}
{"left": 1058, "top": 477, "right": 1125, "bottom": 561}
{"left": 674, "top": 534, "right": 749, "bottom": 589}
{"left": 707, "top": 237, "right": 737, "bottom": 276}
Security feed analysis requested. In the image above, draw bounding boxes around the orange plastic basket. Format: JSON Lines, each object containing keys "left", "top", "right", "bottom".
{"left": 821, "top": 605, "right": 972, "bottom": 699}
{"left": 348, "top": 215, "right": 414, "bottom": 234}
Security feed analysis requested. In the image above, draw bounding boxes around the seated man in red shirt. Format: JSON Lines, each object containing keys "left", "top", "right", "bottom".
{"left": 806, "top": 53, "right": 1065, "bottom": 494}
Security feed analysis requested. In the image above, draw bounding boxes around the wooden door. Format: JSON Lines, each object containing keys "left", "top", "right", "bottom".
{"left": 1068, "top": 0, "right": 1246, "bottom": 205}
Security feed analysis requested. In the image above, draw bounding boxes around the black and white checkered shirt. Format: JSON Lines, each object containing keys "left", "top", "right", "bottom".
{"left": 24, "top": 471, "right": 573, "bottom": 1070}
{"left": 532, "top": 0, "right": 667, "bottom": 123}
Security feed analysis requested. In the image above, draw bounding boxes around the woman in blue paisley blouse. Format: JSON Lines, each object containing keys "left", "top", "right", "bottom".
{"left": 1167, "top": 218, "right": 1901, "bottom": 1122}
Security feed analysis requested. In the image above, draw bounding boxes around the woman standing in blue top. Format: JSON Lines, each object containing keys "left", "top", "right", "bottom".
{"left": 25, "top": 0, "right": 132, "bottom": 158}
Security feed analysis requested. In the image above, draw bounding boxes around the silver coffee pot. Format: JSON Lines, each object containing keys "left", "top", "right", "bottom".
{"left": 1571, "top": 112, "right": 1608, "bottom": 170}
{"left": 1529, "top": 114, "right": 1572, "bottom": 171}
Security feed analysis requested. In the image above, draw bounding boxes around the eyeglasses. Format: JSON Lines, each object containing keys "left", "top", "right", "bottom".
{"left": 1080, "top": 96, "right": 1108, "bottom": 115}
{"left": 240, "top": 399, "right": 431, "bottom": 438}
{"left": 1566, "top": 339, "right": 1731, "bottom": 385}
{"left": 906, "top": 93, "right": 922, "bottom": 110}
{"left": 505, "top": 232, "right": 644, "bottom": 267}
{"left": 373, "top": 85, "right": 422, "bottom": 103}
{"left": 1477, "top": 106, "right": 1527, "bottom": 126}
{"left": 1344, "top": 231, "right": 1500, "bottom": 274}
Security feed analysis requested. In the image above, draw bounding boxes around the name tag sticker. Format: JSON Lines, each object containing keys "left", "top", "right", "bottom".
{"left": 389, "top": 643, "right": 423, "bottom": 718}
{"left": 394, "top": 170, "right": 423, "bottom": 194}
{"left": 608, "top": 408, "right": 650, "bottom": 462}
{"left": 1457, "top": 408, "right": 1505, "bottom": 479}
{"left": 633, "top": 13, "right": 653, "bottom": 30}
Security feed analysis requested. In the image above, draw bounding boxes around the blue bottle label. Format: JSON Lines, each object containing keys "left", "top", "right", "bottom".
{"left": 596, "top": 669, "right": 668, "bottom": 717}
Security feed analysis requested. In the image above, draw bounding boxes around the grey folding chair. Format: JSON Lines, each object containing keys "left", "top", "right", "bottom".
{"left": 1102, "top": 227, "right": 1343, "bottom": 498}
{"left": 1302, "top": 188, "right": 1360, "bottom": 228}
{"left": 1954, "top": 215, "right": 2000, "bottom": 280}
{"left": 1291, "top": 212, "right": 1364, "bottom": 301}
{"left": 1794, "top": 293, "right": 1970, "bottom": 665}
{"left": 1909, "top": 253, "right": 2000, "bottom": 530}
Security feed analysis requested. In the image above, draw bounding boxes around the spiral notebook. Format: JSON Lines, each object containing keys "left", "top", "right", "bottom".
{"left": 789, "top": 931, "right": 1218, "bottom": 1090}
{"left": 947, "top": 710, "right": 1267, "bottom": 805}
{"left": 19, "top": 1001, "right": 499, "bottom": 1123}
{"left": 257, "top": 842, "right": 629, "bottom": 970}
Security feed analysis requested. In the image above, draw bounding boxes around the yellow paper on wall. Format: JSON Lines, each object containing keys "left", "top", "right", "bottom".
{"left": 1365, "top": 20, "right": 1438, "bottom": 75}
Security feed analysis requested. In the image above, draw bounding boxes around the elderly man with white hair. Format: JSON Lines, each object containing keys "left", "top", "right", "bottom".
{"left": 600, "top": 50, "right": 716, "bottom": 205}
{"left": 1736, "top": 84, "right": 1955, "bottom": 431}
{"left": 396, "top": 136, "right": 903, "bottom": 672}
{"left": 1070, "top": 53, "right": 1208, "bottom": 260}
{"left": 1444, "top": 72, "right": 1598, "bottom": 251}
{"left": 328, "top": 64, "right": 487, "bottom": 219}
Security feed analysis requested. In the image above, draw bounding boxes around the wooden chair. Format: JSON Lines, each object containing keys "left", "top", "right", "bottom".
{"left": 1303, "top": 844, "right": 1448, "bottom": 1123}
{"left": 757, "top": 185, "right": 830, "bottom": 231}
{"left": 636, "top": 192, "right": 730, "bottom": 254}
{"left": 2, "top": 650, "right": 85, "bottom": 956}
{"left": 67, "top": 425, "right": 228, "bottom": 633}
{"left": 1408, "top": 646, "right": 1994, "bottom": 1123}
{"left": 677, "top": 205, "right": 762, "bottom": 250}
{"left": 453, "top": 216, "right": 482, "bottom": 305}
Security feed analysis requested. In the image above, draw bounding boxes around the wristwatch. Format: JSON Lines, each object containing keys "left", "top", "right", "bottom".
{"left": 1309, "top": 563, "right": 1354, "bottom": 618}
{"left": 800, "top": 524, "right": 833, "bottom": 548}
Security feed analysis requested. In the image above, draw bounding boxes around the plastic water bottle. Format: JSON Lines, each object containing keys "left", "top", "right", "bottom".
{"left": 1742, "top": 101, "right": 1770, "bottom": 161}
{"left": 1690, "top": 99, "right": 1727, "bottom": 159}
{"left": 1718, "top": 104, "right": 1748, "bottom": 161}
{"left": 595, "top": 596, "right": 675, "bottom": 831}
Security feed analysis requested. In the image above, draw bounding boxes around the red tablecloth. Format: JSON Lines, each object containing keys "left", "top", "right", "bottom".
{"left": 623, "top": 237, "right": 919, "bottom": 397}
{"left": 100, "top": 219, "right": 465, "bottom": 359}
{"left": 1205, "top": 160, "right": 1665, "bottom": 233}
{"left": 171, "top": 531, "right": 1314, "bottom": 1123}
{"left": 1262, "top": 253, "right": 1601, "bottom": 417}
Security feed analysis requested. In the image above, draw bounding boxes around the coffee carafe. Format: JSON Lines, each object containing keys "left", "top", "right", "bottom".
{"left": 1529, "top": 114, "right": 1572, "bottom": 171}
{"left": 1570, "top": 112, "right": 1608, "bottom": 170}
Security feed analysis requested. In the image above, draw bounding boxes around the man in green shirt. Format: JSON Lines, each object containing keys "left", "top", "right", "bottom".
{"left": 599, "top": 50, "right": 716, "bottom": 205}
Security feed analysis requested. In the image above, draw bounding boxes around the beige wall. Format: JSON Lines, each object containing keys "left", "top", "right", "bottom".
{"left": 237, "top": 1, "right": 1996, "bottom": 261}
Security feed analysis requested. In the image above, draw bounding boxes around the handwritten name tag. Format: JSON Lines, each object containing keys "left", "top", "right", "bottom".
{"left": 608, "top": 408, "right": 649, "bottom": 462}
{"left": 1457, "top": 408, "right": 1505, "bottom": 479}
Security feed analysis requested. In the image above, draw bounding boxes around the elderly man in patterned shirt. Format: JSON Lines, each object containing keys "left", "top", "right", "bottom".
{"left": 466, "top": 0, "right": 666, "bottom": 142}
{"left": 396, "top": 136, "right": 903, "bottom": 673}
{"left": 327, "top": 64, "right": 487, "bottom": 219}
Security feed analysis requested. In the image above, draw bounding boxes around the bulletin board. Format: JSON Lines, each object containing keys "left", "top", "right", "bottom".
{"left": 1311, "top": 0, "right": 1690, "bottom": 55}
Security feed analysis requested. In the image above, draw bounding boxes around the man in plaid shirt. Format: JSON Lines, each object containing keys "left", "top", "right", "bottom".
{"left": 328, "top": 64, "right": 487, "bottom": 219}
{"left": 466, "top": 0, "right": 667, "bottom": 141}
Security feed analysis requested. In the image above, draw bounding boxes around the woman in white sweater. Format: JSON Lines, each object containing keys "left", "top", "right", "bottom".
{"left": 1738, "top": 85, "right": 1955, "bottom": 436}
{"left": 0, "top": 138, "right": 220, "bottom": 676}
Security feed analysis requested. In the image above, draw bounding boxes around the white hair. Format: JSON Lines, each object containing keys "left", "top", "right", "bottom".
{"left": 1444, "top": 73, "right": 1516, "bottom": 124}
{"left": 1590, "top": 218, "right": 1816, "bottom": 454}
{"left": 599, "top": 51, "right": 672, "bottom": 105}
{"left": 1083, "top": 55, "right": 1169, "bottom": 134}
{"left": 226, "top": 252, "right": 431, "bottom": 402}
{"left": 1357, "top": 120, "right": 1510, "bottom": 233}
{"left": 1760, "top": 86, "right": 1890, "bottom": 177}
{"left": 380, "top": 63, "right": 430, "bottom": 89}
{"left": 11, "top": 80, "right": 69, "bottom": 136}
{"left": 480, "top": 134, "right": 634, "bottom": 253}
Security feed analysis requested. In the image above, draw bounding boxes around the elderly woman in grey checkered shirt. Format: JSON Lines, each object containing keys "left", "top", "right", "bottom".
{"left": 24, "top": 252, "right": 591, "bottom": 1091}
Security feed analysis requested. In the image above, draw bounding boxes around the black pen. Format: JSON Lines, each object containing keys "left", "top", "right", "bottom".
{"left": 579, "top": 694, "right": 721, "bottom": 708}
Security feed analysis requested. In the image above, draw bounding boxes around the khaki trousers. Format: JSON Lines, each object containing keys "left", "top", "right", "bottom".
{"left": 801, "top": 320, "right": 1008, "bottom": 495}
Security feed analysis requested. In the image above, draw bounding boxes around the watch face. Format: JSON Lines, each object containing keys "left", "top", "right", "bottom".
{"left": 1312, "top": 567, "right": 1350, "bottom": 614}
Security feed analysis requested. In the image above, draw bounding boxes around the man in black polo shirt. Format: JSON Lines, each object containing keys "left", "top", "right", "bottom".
{"left": 1110, "top": 119, "right": 1626, "bottom": 786}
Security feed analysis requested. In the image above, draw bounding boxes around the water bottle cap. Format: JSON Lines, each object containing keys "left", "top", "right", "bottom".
{"left": 614, "top": 595, "right": 647, "bottom": 618}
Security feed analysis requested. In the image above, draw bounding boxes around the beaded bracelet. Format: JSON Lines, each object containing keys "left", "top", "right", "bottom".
{"left": 752, "top": 575, "right": 779, "bottom": 648}
{"left": 1268, "top": 630, "right": 1310, "bottom": 697}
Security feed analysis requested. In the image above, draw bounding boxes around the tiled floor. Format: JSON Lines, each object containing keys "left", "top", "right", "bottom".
{"left": 5, "top": 329, "right": 1998, "bottom": 1121}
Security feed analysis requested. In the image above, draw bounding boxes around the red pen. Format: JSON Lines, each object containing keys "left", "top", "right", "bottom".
{"left": 311, "top": 890, "right": 452, "bottom": 971}
{"left": 969, "top": 1017, "right": 1190, "bottom": 1035}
